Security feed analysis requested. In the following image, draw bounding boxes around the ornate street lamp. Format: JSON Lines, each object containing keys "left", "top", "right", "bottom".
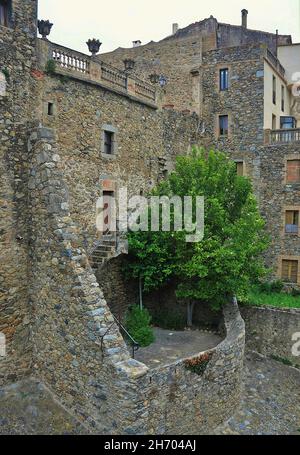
{"left": 86, "top": 39, "right": 102, "bottom": 56}
{"left": 149, "top": 73, "right": 160, "bottom": 84}
{"left": 37, "top": 20, "right": 53, "bottom": 40}
{"left": 123, "top": 59, "right": 135, "bottom": 72}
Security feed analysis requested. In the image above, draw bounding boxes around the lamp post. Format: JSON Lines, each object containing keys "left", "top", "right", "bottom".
{"left": 37, "top": 20, "right": 53, "bottom": 40}
{"left": 149, "top": 73, "right": 160, "bottom": 84}
{"left": 86, "top": 39, "right": 102, "bottom": 57}
{"left": 123, "top": 59, "right": 135, "bottom": 73}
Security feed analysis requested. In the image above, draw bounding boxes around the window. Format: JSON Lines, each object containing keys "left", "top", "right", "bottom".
{"left": 272, "top": 75, "right": 276, "bottom": 105}
{"left": 219, "top": 115, "right": 228, "bottom": 137}
{"left": 272, "top": 114, "right": 276, "bottom": 130}
{"left": 287, "top": 160, "right": 300, "bottom": 184}
{"left": 48, "top": 103, "right": 54, "bottom": 116}
{"left": 0, "top": 0, "right": 10, "bottom": 27}
{"left": 282, "top": 259, "right": 298, "bottom": 283}
{"left": 104, "top": 131, "right": 114, "bottom": 155}
{"left": 101, "top": 125, "right": 118, "bottom": 157}
{"left": 220, "top": 68, "right": 229, "bottom": 91}
{"left": 280, "top": 116, "right": 296, "bottom": 129}
{"left": 285, "top": 210, "right": 299, "bottom": 234}
{"left": 281, "top": 86, "right": 285, "bottom": 112}
{"left": 235, "top": 161, "right": 244, "bottom": 176}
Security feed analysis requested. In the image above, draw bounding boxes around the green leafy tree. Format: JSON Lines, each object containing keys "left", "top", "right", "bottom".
{"left": 125, "top": 148, "right": 269, "bottom": 326}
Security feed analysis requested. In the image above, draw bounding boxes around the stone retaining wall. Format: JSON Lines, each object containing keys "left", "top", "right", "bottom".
{"left": 28, "top": 126, "right": 245, "bottom": 434}
{"left": 138, "top": 300, "right": 245, "bottom": 434}
{"left": 240, "top": 305, "right": 300, "bottom": 367}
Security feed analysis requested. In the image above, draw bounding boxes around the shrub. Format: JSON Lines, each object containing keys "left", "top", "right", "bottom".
{"left": 1, "top": 68, "right": 10, "bottom": 82}
{"left": 258, "top": 280, "right": 284, "bottom": 294}
{"left": 292, "top": 288, "right": 300, "bottom": 297}
{"left": 184, "top": 352, "right": 213, "bottom": 376}
{"left": 125, "top": 306, "right": 155, "bottom": 347}
{"left": 45, "top": 59, "right": 56, "bottom": 75}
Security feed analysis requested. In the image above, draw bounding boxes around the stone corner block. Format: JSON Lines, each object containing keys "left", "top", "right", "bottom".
{"left": 115, "top": 359, "right": 149, "bottom": 379}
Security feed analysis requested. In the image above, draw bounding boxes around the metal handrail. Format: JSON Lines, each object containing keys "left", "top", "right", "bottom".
{"left": 112, "top": 314, "right": 140, "bottom": 359}
{"left": 99, "top": 315, "right": 140, "bottom": 359}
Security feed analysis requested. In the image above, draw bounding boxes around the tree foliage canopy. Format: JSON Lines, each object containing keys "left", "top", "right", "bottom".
{"left": 125, "top": 148, "right": 269, "bottom": 308}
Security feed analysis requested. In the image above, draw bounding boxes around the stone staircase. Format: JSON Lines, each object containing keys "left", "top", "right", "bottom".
{"left": 89, "top": 238, "right": 116, "bottom": 271}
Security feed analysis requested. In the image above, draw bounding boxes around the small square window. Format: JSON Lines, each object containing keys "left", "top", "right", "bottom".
{"left": 282, "top": 259, "right": 298, "bottom": 283}
{"left": 285, "top": 210, "right": 299, "bottom": 234}
{"left": 287, "top": 160, "right": 300, "bottom": 184}
{"left": 220, "top": 68, "right": 229, "bottom": 91}
{"left": 219, "top": 115, "right": 228, "bottom": 137}
{"left": 104, "top": 131, "right": 114, "bottom": 155}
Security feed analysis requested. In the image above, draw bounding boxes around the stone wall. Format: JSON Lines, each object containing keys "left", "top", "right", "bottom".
{"left": 258, "top": 144, "right": 300, "bottom": 283}
{"left": 27, "top": 126, "right": 245, "bottom": 434}
{"left": 27, "top": 125, "right": 149, "bottom": 432}
{"left": 33, "top": 65, "right": 199, "bottom": 251}
{"left": 95, "top": 256, "right": 138, "bottom": 321}
{"left": 134, "top": 300, "right": 245, "bottom": 435}
{"left": 0, "top": 0, "right": 37, "bottom": 385}
{"left": 100, "top": 16, "right": 290, "bottom": 113}
{"left": 241, "top": 305, "right": 300, "bottom": 367}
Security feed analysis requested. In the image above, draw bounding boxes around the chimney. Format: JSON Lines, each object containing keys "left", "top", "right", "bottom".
{"left": 241, "top": 9, "right": 248, "bottom": 28}
{"left": 132, "top": 40, "right": 142, "bottom": 48}
{"left": 172, "top": 23, "right": 179, "bottom": 35}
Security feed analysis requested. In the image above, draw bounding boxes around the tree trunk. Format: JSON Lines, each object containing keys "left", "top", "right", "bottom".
{"left": 139, "top": 276, "right": 143, "bottom": 310}
{"left": 187, "top": 301, "right": 195, "bottom": 327}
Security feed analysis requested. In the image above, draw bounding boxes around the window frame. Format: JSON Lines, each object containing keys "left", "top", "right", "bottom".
{"left": 286, "top": 159, "right": 300, "bottom": 184}
{"left": 101, "top": 124, "right": 118, "bottom": 159}
{"left": 285, "top": 210, "right": 299, "bottom": 235}
{"left": 0, "top": 0, "right": 11, "bottom": 28}
{"left": 219, "top": 115, "right": 229, "bottom": 137}
{"left": 219, "top": 68, "right": 229, "bottom": 92}
{"left": 281, "top": 259, "right": 299, "bottom": 284}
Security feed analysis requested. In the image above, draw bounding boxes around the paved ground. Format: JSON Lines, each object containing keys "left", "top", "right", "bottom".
{"left": 135, "top": 327, "right": 222, "bottom": 369}
{"left": 0, "top": 351, "right": 299, "bottom": 435}
{"left": 0, "top": 380, "right": 88, "bottom": 435}
{"left": 213, "top": 352, "right": 300, "bottom": 435}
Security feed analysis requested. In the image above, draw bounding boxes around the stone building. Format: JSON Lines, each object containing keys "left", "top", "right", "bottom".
{"left": 0, "top": 0, "right": 299, "bottom": 434}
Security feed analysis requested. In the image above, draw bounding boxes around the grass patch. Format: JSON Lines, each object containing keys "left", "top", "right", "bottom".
{"left": 241, "top": 286, "right": 300, "bottom": 310}
{"left": 271, "top": 355, "right": 300, "bottom": 370}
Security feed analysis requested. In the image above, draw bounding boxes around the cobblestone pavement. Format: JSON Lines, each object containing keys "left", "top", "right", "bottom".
{"left": 0, "top": 351, "right": 299, "bottom": 435}
{"left": 213, "top": 351, "right": 300, "bottom": 435}
{"left": 0, "top": 379, "right": 89, "bottom": 435}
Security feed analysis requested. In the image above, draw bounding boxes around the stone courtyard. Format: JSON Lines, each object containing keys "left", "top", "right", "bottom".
{"left": 0, "top": 351, "right": 299, "bottom": 435}
{"left": 135, "top": 328, "right": 222, "bottom": 368}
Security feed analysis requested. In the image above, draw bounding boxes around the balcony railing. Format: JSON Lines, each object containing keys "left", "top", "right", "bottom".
{"left": 267, "top": 128, "right": 300, "bottom": 144}
{"left": 37, "top": 39, "right": 157, "bottom": 106}
{"left": 265, "top": 49, "right": 286, "bottom": 79}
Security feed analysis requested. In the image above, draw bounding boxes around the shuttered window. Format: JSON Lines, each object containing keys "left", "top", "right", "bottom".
{"left": 282, "top": 260, "right": 298, "bottom": 283}
{"left": 287, "top": 160, "right": 300, "bottom": 183}
{"left": 236, "top": 162, "right": 244, "bottom": 176}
